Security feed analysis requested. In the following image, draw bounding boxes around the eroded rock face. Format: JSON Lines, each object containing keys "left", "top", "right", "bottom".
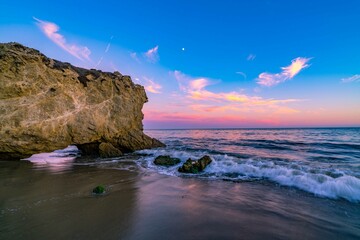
{"left": 0, "top": 42, "right": 164, "bottom": 160}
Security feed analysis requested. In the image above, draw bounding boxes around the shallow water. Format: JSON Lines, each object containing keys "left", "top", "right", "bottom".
{"left": 1, "top": 128, "right": 360, "bottom": 239}
{"left": 1, "top": 158, "right": 359, "bottom": 239}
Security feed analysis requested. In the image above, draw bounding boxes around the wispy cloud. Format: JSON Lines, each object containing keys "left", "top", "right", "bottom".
{"left": 144, "top": 45, "right": 159, "bottom": 63}
{"left": 341, "top": 74, "right": 360, "bottom": 83}
{"left": 95, "top": 36, "right": 114, "bottom": 68}
{"left": 173, "top": 70, "right": 302, "bottom": 106}
{"left": 95, "top": 57, "right": 103, "bottom": 68}
{"left": 130, "top": 52, "right": 141, "bottom": 63}
{"left": 143, "top": 108, "right": 294, "bottom": 128}
{"left": 34, "top": 17, "right": 91, "bottom": 61}
{"left": 257, "top": 57, "right": 311, "bottom": 87}
{"left": 105, "top": 36, "right": 113, "bottom": 53}
{"left": 247, "top": 54, "right": 256, "bottom": 61}
{"left": 236, "top": 71, "right": 247, "bottom": 79}
{"left": 142, "top": 77, "right": 162, "bottom": 94}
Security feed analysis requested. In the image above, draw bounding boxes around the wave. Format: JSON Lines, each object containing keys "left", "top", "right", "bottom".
{"left": 136, "top": 148, "right": 360, "bottom": 203}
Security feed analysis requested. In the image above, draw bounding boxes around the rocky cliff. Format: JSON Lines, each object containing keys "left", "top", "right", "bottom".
{"left": 0, "top": 42, "right": 164, "bottom": 160}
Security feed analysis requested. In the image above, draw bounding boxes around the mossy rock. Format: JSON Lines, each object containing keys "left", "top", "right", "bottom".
{"left": 92, "top": 185, "right": 106, "bottom": 194}
{"left": 178, "top": 155, "right": 212, "bottom": 173}
{"left": 154, "top": 155, "right": 181, "bottom": 166}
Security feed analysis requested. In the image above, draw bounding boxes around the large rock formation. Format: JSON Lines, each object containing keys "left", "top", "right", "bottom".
{"left": 0, "top": 42, "right": 164, "bottom": 160}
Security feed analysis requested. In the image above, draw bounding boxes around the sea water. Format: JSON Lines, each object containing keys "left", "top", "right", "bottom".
{"left": 139, "top": 128, "right": 360, "bottom": 202}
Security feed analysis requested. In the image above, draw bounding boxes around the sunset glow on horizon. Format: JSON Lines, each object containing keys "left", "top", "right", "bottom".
{"left": 1, "top": 1, "right": 359, "bottom": 129}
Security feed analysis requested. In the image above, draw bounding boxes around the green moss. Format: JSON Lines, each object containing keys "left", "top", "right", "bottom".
{"left": 92, "top": 185, "right": 105, "bottom": 194}
{"left": 178, "top": 156, "right": 212, "bottom": 174}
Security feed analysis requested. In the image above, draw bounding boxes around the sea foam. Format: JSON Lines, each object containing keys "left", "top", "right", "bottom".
{"left": 137, "top": 148, "right": 360, "bottom": 202}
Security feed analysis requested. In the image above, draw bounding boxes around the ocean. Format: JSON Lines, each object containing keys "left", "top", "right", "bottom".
{"left": 1, "top": 128, "right": 360, "bottom": 239}
{"left": 141, "top": 128, "right": 360, "bottom": 202}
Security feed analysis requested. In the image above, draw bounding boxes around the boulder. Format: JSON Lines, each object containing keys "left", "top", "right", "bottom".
{"left": 178, "top": 155, "right": 212, "bottom": 173}
{"left": 0, "top": 42, "right": 165, "bottom": 160}
{"left": 154, "top": 155, "right": 181, "bottom": 166}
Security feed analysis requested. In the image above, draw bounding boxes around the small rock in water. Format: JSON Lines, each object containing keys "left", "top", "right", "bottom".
{"left": 178, "top": 155, "right": 212, "bottom": 173}
{"left": 154, "top": 155, "right": 181, "bottom": 166}
{"left": 92, "top": 185, "right": 106, "bottom": 194}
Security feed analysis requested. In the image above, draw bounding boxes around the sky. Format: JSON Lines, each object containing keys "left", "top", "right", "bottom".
{"left": 1, "top": 0, "right": 359, "bottom": 129}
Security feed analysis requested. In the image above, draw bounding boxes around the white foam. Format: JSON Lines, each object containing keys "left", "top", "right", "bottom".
{"left": 209, "top": 157, "right": 360, "bottom": 202}
{"left": 23, "top": 145, "right": 79, "bottom": 173}
{"left": 137, "top": 149, "right": 360, "bottom": 202}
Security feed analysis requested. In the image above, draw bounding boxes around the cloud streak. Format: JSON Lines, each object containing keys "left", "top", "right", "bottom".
{"left": 174, "top": 70, "right": 302, "bottom": 106}
{"left": 95, "top": 36, "right": 114, "bottom": 68}
{"left": 236, "top": 71, "right": 247, "bottom": 79}
{"left": 144, "top": 45, "right": 159, "bottom": 63}
{"left": 105, "top": 36, "right": 113, "bottom": 53}
{"left": 257, "top": 57, "right": 311, "bottom": 87}
{"left": 341, "top": 74, "right": 360, "bottom": 83}
{"left": 34, "top": 17, "right": 91, "bottom": 61}
{"left": 247, "top": 54, "right": 256, "bottom": 61}
{"left": 142, "top": 77, "right": 162, "bottom": 94}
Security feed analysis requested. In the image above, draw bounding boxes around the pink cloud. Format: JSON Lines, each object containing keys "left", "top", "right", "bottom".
{"left": 34, "top": 17, "right": 91, "bottom": 61}
{"left": 257, "top": 57, "right": 311, "bottom": 87}
{"left": 144, "top": 45, "right": 159, "bottom": 63}
{"left": 143, "top": 109, "right": 284, "bottom": 129}
{"left": 188, "top": 78, "right": 211, "bottom": 91}
{"left": 142, "top": 77, "right": 162, "bottom": 94}
{"left": 173, "top": 70, "right": 302, "bottom": 106}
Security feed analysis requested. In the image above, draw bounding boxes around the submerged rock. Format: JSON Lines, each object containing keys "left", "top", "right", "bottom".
{"left": 0, "top": 42, "right": 165, "bottom": 160}
{"left": 92, "top": 185, "right": 105, "bottom": 194}
{"left": 154, "top": 155, "right": 181, "bottom": 166}
{"left": 178, "top": 155, "right": 212, "bottom": 173}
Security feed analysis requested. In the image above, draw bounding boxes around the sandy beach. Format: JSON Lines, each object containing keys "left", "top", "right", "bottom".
{"left": 1, "top": 158, "right": 359, "bottom": 240}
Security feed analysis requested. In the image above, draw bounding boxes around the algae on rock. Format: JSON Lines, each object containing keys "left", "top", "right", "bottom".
{"left": 178, "top": 155, "right": 212, "bottom": 173}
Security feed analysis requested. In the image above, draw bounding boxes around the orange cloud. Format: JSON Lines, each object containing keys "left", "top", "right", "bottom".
{"left": 140, "top": 77, "right": 162, "bottom": 94}
{"left": 173, "top": 70, "right": 302, "bottom": 107}
{"left": 34, "top": 17, "right": 91, "bottom": 61}
{"left": 257, "top": 57, "right": 311, "bottom": 87}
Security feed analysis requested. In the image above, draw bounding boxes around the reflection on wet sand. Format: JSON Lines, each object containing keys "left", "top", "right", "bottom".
{"left": 0, "top": 161, "right": 139, "bottom": 239}
{"left": 126, "top": 174, "right": 360, "bottom": 240}
{"left": 1, "top": 159, "right": 359, "bottom": 239}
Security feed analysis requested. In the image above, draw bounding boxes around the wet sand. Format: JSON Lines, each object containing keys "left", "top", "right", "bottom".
{"left": 1, "top": 160, "right": 359, "bottom": 239}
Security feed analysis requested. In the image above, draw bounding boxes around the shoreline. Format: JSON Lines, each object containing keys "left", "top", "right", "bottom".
{"left": 1, "top": 160, "right": 359, "bottom": 239}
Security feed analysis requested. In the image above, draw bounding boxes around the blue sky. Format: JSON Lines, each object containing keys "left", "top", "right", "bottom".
{"left": 1, "top": 0, "right": 359, "bottom": 128}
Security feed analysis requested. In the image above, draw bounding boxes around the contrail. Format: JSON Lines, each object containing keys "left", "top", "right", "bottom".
{"left": 95, "top": 35, "right": 114, "bottom": 68}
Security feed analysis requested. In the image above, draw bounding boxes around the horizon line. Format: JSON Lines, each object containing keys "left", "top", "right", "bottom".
{"left": 144, "top": 126, "right": 360, "bottom": 131}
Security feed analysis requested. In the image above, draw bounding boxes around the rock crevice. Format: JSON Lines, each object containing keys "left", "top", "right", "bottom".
{"left": 0, "top": 42, "right": 164, "bottom": 160}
